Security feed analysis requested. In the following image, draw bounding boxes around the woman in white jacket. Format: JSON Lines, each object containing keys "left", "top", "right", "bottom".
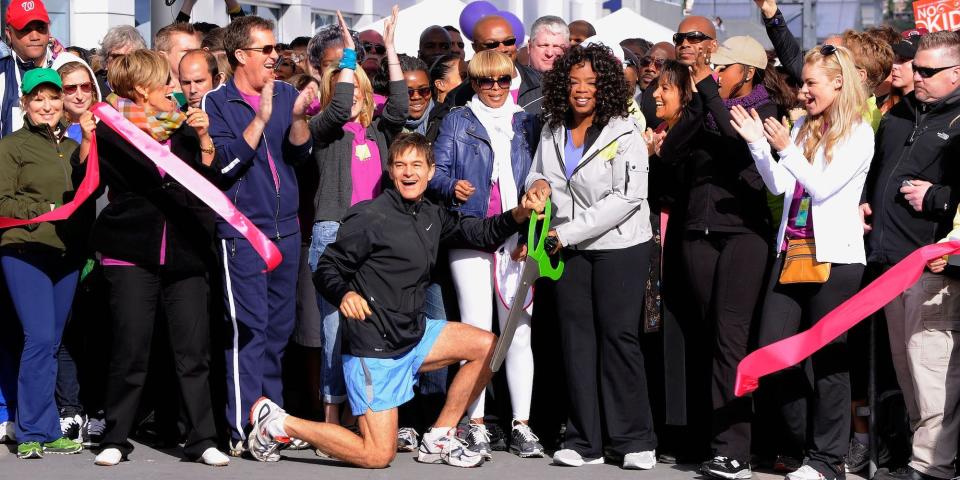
{"left": 730, "top": 44, "right": 874, "bottom": 480}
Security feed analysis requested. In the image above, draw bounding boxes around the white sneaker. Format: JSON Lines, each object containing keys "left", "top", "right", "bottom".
{"left": 228, "top": 439, "right": 245, "bottom": 457}
{"left": 247, "top": 397, "right": 290, "bottom": 462}
{"left": 59, "top": 414, "right": 85, "bottom": 443}
{"left": 786, "top": 465, "right": 827, "bottom": 480}
{"left": 0, "top": 421, "right": 15, "bottom": 443}
{"left": 287, "top": 437, "right": 311, "bottom": 450}
{"left": 417, "top": 428, "right": 485, "bottom": 468}
{"left": 94, "top": 447, "right": 123, "bottom": 466}
{"left": 199, "top": 447, "right": 230, "bottom": 466}
{"left": 623, "top": 450, "right": 657, "bottom": 470}
{"left": 552, "top": 448, "right": 604, "bottom": 467}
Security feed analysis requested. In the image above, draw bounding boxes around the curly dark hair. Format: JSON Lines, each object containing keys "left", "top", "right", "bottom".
{"left": 542, "top": 43, "right": 630, "bottom": 129}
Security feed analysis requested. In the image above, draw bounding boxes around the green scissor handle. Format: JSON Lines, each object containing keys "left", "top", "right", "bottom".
{"left": 527, "top": 197, "right": 564, "bottom": 280}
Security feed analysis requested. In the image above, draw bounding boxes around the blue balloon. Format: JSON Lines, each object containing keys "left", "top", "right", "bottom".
{"left": 459, "top": 1, "right": 498, "bottom": 41}
{"left": 495, "top": 10, "right": 526, "bottom": 46}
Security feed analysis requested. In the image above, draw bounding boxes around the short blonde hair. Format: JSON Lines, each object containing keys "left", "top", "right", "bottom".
{"left": 320, "top": 67, "right": 375, "bottom": 128}
{"left": 108, "top": 49, "right": 170, "bottom": 102}
{"left": 468, "top": 50, "right": 513, "bottom": 79}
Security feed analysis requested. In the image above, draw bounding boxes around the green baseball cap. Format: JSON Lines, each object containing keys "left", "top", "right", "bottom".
{"left": 21, "top": 68, "right": 62, "bottom": 95}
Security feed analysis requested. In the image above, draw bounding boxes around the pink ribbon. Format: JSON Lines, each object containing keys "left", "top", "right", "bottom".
{"left": 90, "top": 103, "right": 282, "bottom": 272}
{"left": 735, "top": 240, "right": 960, "bottom": 397}
{"left": 0, "top": 131, "right": 101, "bottom": 228}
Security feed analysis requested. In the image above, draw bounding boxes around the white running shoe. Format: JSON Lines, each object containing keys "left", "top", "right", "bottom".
{"left": 397, "top": 427, "right": 419, "bottom": 452}
{"left": 0, "top": 421, "right": 15, "bottom": 443}
{"left": 786, "top": 465, "right": 828, "bottom": 480}
{"left": 552, "top": 448, "right": 605, "bottom": 467}
{"left": 623, "top": 450, "right": 657, "bottom": 470}
{"left": 199, "top": 447, "right": 230, "bottom": 466}
{"left": 247, "top": 397, "right": 290, "bottom": 462}
{"left": 417, "top": 428, "right": 485, "bottom": 468}
{"left": 94, "top": 447, "right": 123, "bottom": 466}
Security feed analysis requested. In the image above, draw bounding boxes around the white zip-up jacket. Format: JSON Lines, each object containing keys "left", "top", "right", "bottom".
{"left": 525, "top": 116, "right": 651, "bottom": 250}
{"left": 747, "top": 117, "right": 875, "bottom": 264}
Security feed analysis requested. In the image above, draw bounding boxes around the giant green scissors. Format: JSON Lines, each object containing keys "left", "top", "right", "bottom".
{"left": 490, "top": 198, "right": 564, "bottom": 372}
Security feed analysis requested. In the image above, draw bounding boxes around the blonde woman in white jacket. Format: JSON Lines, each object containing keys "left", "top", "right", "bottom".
{"left": 730, "top": 44, "right": 874, "bottom": 480}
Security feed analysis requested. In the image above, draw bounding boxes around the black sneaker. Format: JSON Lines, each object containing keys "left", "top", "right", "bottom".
{"left": 701, "top": 456, "right": 753, "bottom": 479}
{"left": 509, "top": 423, "right": 544, "bottom": 458}
{"left": 844, "top": 437, "right": 869, "bottom": 473}
{"left": 462, "top": 424, "right": 492, "bottom": 459}
{"left": 487, "top": 423, "right": 507, "bottom": 451}
{"left": 82, "top": 412, "right": 105, "bottom": 447}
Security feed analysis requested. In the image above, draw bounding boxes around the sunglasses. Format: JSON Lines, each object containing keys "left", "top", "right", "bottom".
{"left": 820, "top": 44, "right": 838, "bottom": 56}
{"left": 913, "top": 64, "right": 960, "bottom": 78}
{"left": 640, "top": 56, "right": 666, "bottom": 69}
{"left": 408, "top": 86, "right": 431, "bottom": 98}
{"left": 475, "top": 75, "right": 512, "bottom": 90}
{"left": 480, "top": 38, "right": 517, "bottom": 50}
{"left": 241, "top": 44, "right": 276, "bottom": 55}
{"left": 363, "top": 42, "right": 386, "bottom": 55}
{"left": 672, "top": 31, "right": 712, "bottom": 45}
{"left": 63, "top": 82, "right": 92, "bottom": 95}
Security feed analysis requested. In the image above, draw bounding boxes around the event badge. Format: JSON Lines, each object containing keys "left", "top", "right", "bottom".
{"left": 795, "top": 196, "right": 810, "bottom": 227}
{"left": 355, "top": 144, "right": 371, "bottom": 161}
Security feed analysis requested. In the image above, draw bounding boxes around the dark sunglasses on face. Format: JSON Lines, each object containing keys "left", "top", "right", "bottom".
{"left": 363, "top": 42, "right": 386, "bottom": 55}
{"left": 63, "top": 82, "right": 92, "bottom": 95}
{"left": 480, "top": 38, "right": 517, "bottom": 50}
{"left": 475, "top": 75, "right": 512, "bottom": 90}
{"left": 672, "top": 31, "right": 712, "bottom": 45}
{"left": 913, "top": 64, "right": 960, "bottom": 78}
{"left": 640, "top": 56, "right": 666, "bottom": 68}
{"left": 240, "top": 44, "right": 276, "bottom": 55}
{"left": 408, "top": 86, "right": 431, "bottom": 98}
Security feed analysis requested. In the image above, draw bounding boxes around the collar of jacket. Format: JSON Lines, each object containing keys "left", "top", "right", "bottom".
{"left": 549, "top": 115, "right": 636, "bottom": 158}
{"left": 516, "top": 63, "right": 540, "bottom": 96}
{"left": 23, "top": 115, "right": 68, "bottom": 141}
{"left": 223, "top": 77, "right": 281, "bottom": 106}
{"left": 384, "top": 187, "right": 430, "bottom": 215}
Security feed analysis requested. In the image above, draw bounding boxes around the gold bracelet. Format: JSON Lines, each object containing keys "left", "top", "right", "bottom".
{"left": 200, "top": 144, "right": 215, "bottom": 154}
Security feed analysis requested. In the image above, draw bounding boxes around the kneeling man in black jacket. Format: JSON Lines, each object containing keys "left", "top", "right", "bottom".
{"left": 244, "top": 133, "right": 544, "bottom": 468}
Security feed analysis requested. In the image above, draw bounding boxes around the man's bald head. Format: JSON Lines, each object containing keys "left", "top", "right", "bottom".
{"left": 419, "top": 25, "right": 452, "bottom": 64}
{"left": 472, "top": 15, "right": 517, "bottom": 62}
{"left": 675, "top": 16, "right": 718, "bottom": 66}
{"left": 568, "top": 20, "right": 596, "bottom": 46}
{"left": 650, "top": 42, "right": 677, "bottom": 60}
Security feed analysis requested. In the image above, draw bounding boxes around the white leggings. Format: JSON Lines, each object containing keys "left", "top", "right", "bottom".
{"left": 449, "top": 248, "right": 533, "bottom": 421}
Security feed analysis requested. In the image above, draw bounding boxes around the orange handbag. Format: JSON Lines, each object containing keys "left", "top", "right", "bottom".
{"left": 778, "top": 238, "right": 831, "bottom": 284}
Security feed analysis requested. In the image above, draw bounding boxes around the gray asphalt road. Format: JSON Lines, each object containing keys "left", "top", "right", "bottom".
{"left": 0, "top": 441, "right": 871, "bottom": 480}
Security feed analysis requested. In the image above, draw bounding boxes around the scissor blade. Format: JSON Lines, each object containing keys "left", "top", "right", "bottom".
{"left": 490, "top": 258, "right": 541, "bottom": 372}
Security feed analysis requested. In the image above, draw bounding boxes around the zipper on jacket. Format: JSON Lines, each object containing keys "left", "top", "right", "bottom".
{"left": 230, "top": 96, "right": 283, "bottom": 240}
{"left": 876, "top": 114, "right": 921, "bottom": 260}
{"left": 553, "top": 130, "right": 632, "bottom": 224}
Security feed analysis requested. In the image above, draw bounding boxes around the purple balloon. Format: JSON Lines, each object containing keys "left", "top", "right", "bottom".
{"left": 495, "top": 10, "right": 525, "bottom": 46}
{"left": 459, "top": 1, "right": 497, "bottom": 41}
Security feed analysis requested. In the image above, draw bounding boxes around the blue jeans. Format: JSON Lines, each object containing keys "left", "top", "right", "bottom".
{"left": 308, "top": 221, "right": 346, "bottom": 404}
{"left": 1, "top": 250, "right": 79, "bottom": 442}
{"left": 419, "top": 283, "right": 448, "bottom": 395}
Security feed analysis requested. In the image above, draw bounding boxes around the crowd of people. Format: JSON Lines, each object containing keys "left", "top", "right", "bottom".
{"left": 0, "top": 0, "right": 958, "bottom": 479}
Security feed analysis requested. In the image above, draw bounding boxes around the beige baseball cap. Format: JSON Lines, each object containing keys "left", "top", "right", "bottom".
{"left": 711, "top": 36, "right": 768, "bottom": 70}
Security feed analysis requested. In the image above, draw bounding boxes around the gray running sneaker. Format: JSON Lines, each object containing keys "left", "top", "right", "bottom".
{"left": 844, "top": 437, "right": 869, "bottom": 473}
{"left": 509, "top": 423, "right": 544, "bottom": 458}
{"left": 417, "top": 429, "right": 485, "bottom": 467}
{"left": 463, "top": 424, "right": 493, "bottom": 459}
{"left": 397, "top": 427, "right": 419, "bottom": 452}
{"left": 247, "top": 397, "right": 290, "bottom": 462}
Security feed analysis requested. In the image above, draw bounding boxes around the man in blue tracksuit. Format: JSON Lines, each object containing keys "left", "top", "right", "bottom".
{"left": 202, "top": 16, "right": 317, "bottom": 454}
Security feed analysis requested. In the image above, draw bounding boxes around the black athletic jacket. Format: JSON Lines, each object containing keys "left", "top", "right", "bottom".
{"left": 864, "top": 90, "right": 960, "bottom": 265}
{"left": 314, "top": 188, "right": 521, "bottom": 358}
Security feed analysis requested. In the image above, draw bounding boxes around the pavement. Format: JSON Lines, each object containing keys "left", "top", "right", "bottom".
{"left": 0, "top": 440, "right": 873, "bottom": 480}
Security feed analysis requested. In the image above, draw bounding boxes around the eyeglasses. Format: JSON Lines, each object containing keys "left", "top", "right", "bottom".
{"left": 408, "top": 86, "right": 431, "bottom": 98}
{"left": 475, "top": 75, "right": 512, "bottom": 90}
{"left": 240, "top": 45, "right": 276, "bottom": 56}
{"left": 362, "top": 42, "right": 386, "bottom": 55}
{"left": 672, "top": 31, "right": 712, "bottom": 45}
{"left": 480, "top": 38, "right": 517, "bottom": 50}
{"left": 820, "top": 44, "right": 838, "bottom": 56}
{"left": 640, "top": 56, "right": 666, "bottom": 69}
{"left": 422, "top": 41, "right": 451, "bottom": 50}
{"left": 913, "top": 64, "right": 960, "bottom": 78}
{"left": 63, "top": 82, "right": 92, "bottom": 95}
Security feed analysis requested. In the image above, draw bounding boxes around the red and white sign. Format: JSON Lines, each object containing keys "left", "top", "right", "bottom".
{"left": 914, "top": 0, "right": 960, "bottom": 32}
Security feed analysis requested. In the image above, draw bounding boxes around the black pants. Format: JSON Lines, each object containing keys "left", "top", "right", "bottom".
{"left": 100, "top": 266, "right": 217, "bottom": 460}
{"left": 758, "top": 256, "right": 864, "bottom": 479}
{"left": 682, "top": 231, "right": 769, "bottom": 463}
{"left": 555, "top": 241, "right": 657, "bottom": 459}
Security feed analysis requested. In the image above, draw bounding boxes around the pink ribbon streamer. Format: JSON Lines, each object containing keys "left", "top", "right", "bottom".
{"left": 90, "top": 103, "right": 282, "bottom": 272}
{"left": 735, "top": 240, "right": 960, "bottom": 397}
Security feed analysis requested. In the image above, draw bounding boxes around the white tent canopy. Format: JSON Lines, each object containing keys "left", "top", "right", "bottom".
{"left": 591, "top": 7, "right": 676, "bottom": 47}
{"left": 355, "top": 0, "right": 477, "bottom": 60}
